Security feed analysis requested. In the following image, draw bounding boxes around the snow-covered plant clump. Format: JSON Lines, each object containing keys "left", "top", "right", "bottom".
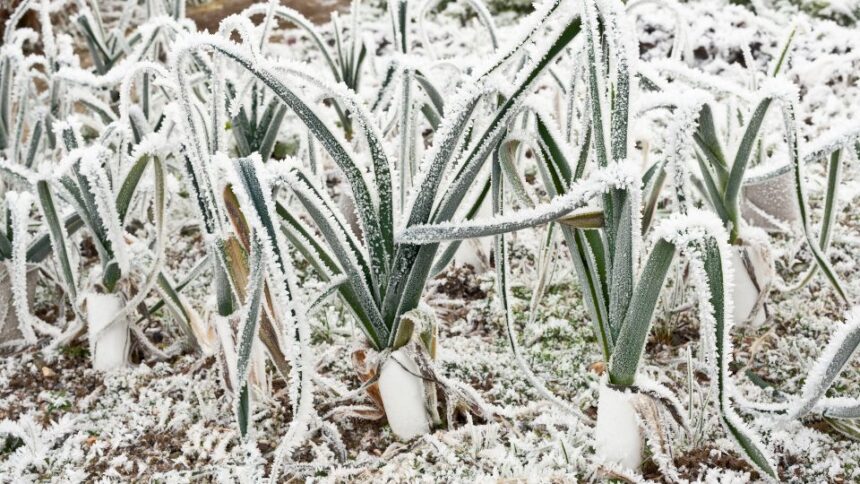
{"left": 1, "top": 0, "right": 860, "bottom": 480}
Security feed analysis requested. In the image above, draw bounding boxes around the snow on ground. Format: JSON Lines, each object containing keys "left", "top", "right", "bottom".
{"left": 2, "top": 0, "right": 860, "bottom": 482}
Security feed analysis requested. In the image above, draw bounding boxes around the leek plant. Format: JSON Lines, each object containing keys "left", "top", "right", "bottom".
{"left": 0, "top": 113, "right": 204, "bottom": 369}
{"left": 0, "top": 0, "right": 214, "bottom": 366}
{"left": 641, "top": 27, "right": 857, "bottom": 326}
{"left": 159, "top": 1, "right": 583, "bottom": 470}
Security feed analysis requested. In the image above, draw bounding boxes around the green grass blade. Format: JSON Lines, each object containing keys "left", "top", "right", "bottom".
{"left": 770, "top": 24, "right": 797, "bottom": 77}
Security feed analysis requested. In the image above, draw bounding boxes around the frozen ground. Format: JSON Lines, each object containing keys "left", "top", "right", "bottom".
{"left": 2, "top": 0, "right": 860, "bottom": 482}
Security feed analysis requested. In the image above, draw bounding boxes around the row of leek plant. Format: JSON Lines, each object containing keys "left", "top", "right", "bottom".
{"left": 0, "top": 0, "right": 212, "bottom": 367}
{"left": 401, "top": 0, "right": 860, "bottom": 477}
{"left": 3, "top": 0, "right": 860, "bottom": 480}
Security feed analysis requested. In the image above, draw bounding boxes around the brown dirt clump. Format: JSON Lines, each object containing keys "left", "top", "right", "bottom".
{"left": 435, "top": 264, "right": 487, "bottom": 302}
{"left": 675, "top": 445, "right": 759, "bottom": 481}
{"left": 188, "top": 0, "right": 350, "bottom": 33}
{"left": 0, "top": 346, "right": 102, "bottom": 422}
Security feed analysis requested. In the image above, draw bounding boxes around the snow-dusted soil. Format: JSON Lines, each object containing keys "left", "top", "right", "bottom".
{"left": 2, "top": 1, "right": 860, "bottom": 482}
{"left": 6, "top": 242, "right": 860, "bottom": 482}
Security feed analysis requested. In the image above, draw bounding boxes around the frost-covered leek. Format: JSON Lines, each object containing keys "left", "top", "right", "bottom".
{"left": 646, "top": 32, "right": 854, "bottom": 309}
{"left": 162, "top": 0, "right": 582, "bottom": 458}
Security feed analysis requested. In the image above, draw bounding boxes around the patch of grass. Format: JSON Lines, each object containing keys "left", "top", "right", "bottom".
{"left": 1, "top": 435, "right": 24, "bottom": 455}
{"left": 60, "top": 344, "right": 90, "bottom": 360}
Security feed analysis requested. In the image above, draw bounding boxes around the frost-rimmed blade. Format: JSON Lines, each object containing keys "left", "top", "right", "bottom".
{"left": 398, "top": 161, "right": 635, "bottom": 244}
{"left": 783, "top": 98, "right": 849, "bottom": 303}
{"left": 235, "top": 233, "right": 266, "bottom": 439}
{"left": 414, "top": 71, "right": 445, "bottom": 120}
{"left": 65, "top": 158, "right": 123, "bottom": 291}
{"left": 240, "top": 3, "right": 342, "bottom": 83}
{"left": 694, "top": 152, "right": 730, "bottom": 222}
{"left": 54, "top": 125, "right": 124, "bottom": 290}
{"left": 266, "top": 161, "right": 388, "bottom": 348}
{"left": 724, "top": 97, "right": 772, "bottom": 240}
{"left": 230, "top": 158, "right": 297, "bottom": 299}
{"left": 35, "top": 180, "right": 77, "bottom": 302}
{"left": 5, "top": 191, "right": 48, "bottom": 342}
{"left": 225, "top": 157, "right": 317, "bottom": 474}
{"left": 607, "top": 239, "right": 675, "bottom": 386}
{"left": 689, "top": 216, "right": 778, "bottom": 476}
{"left": 693, "top": 103, "right": 729, "bottom": 185}
{"left": 384, "top": 10, "right": 583, "bottom": 328}
{"left": 745, "top": 308, "right": 860, "bottom": 421}
{"left": 696, "top": 236, "right": 778, "bottom": 479}
{"left": 784, "top": 149, "right": 843, "bottom": 291}
{"left": 115, "top": 154, "right": 151, "bottom": 225}
{"left": 173, "top": 35, "right": 391, "bottom": 281}
{"left": 607, "top": 191, "right": 635, "bottom": 343}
